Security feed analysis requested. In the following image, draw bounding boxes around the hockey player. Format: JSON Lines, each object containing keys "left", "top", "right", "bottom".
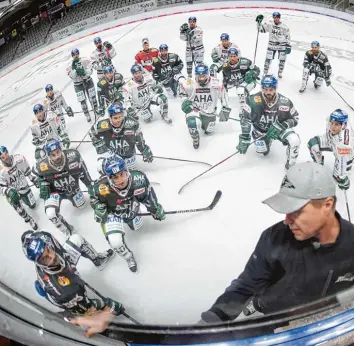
{"left": 22, "top": 230, "right": 124, "bottom": 324}
{"left": 43, "top": 84, "right": 74, "bottom": 129}
{"left": 67, "top": 48, "right": 99, "bottom": 122}
{"left": 256, "top": 12, "right": 291, "bottom": 78}
{"left": 89, "top": 155, "right": 165, "bottom": 272}
{"left": 0, "top": 146, "right": 38, "bottom": 230}
{"left": 30, "top": 104, "right": 71, "bottom": 162}
{"left": 96, "top": 66, "right": 125, "bottom": 114}
{"left": 299, "top": 41, "right": 332, "bottom": 93}
{"left": 122, "top": 64, "right": 171, "bottom": 124}
{"left": 237, "top": 75, "right": 300, "bottom": 170}
{"left": 180, "top": 64, "right": 231, "bottom": 149}
{"left": 308, "top": 109, "right": 353, "bottom": 190}
{"left": 180, "top": 16, "right": 204, "bottom": 78}
{"left": 91, "top": 37, "right": 116, "bottom": 80}
{"left": 90, "top": 103, "right": 153, "bottom": 170}
{"left": 222, "top": 48, "right": 260, "bottom": 116}
{"left": 134, "top": 38, "right": 159, "bottom": 73}
{"left": 210, "top": 33, "right": 241, "bottom": 77}
{"left": 152, "top": 44, "right": 185, "bottom": 97}
{"left": 36, "top": 138, "right": 92, "bottom": 237}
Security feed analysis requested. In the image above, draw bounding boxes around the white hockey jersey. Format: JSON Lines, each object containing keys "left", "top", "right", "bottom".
{"left": 320, "top": 119, "right": 354, "bottom": 179}
{"left": 180, "top": 77, "right": 229, "bottom": 116}
{"left": 259, "top": 21, "right": 291, "bottom": 51}
{"left": 122, "top": 72, "right": 157, "bottom": 110}
{"left": 211, "top": 42, "right": 241, "bottom": 65}
{"left": 66, "top": 57, "right": 94, "bottom": 84}
{"left": 30, "top": 111, "right": 67, "bottom": 147}
{"left": 90, "top": 45, "right": 116, "bottom": 73}
{"left": 0, "top": 154, "right": 32, "bottom": 194}
{"left": 180, "top": 26, "right": 204, "bottom": 52}
{"left": 43, "top": 90, "right": 68, "bottom": 116}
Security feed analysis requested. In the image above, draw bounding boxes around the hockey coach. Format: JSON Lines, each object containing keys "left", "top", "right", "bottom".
{"left": 201, "top": 161, "right": 354, "bottom": 323}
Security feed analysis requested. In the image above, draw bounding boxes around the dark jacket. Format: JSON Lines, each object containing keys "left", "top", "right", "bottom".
{"left": 202, "top": 212, "right": 354, "bottom": 322}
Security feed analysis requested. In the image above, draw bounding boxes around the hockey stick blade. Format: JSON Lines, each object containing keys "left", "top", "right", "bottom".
{"left": 138, "top": 190, "right": 222, "bottom": 216}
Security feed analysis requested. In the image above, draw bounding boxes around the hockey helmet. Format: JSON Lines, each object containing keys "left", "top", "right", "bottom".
{"left": 195, "top": 63, "right": 209, "bottom": 75}
{"left": 104, "top": 66, "right": 114, "bottom": 75}
{"left": 330, "top": 109, "right": 348, "bottom": 124}
{"left": 311, "top": 41, "right": 320, "bottom": 47}
{"left": 261, "top": 75, "right": 278, "bottom": 89}
{"left": 94, "top": 37, "right": 102, "bottom": 44}
{"left": 71, "top": 48, "right": 80, "bottom": 57}
{"left": 220, "top": 33, "right": 230, "bottom": 41}
{"left": 188, "top": 16, "right": 197, "bottom": 22}
{"left": 33, "top": 104, "right": 44, "bottom": 114}
{"left": 45, "top": 84, "right": 53, "bottom": 92}
{"left": 228, "top": 47, "right": 239, "bottom": 56}
{"left": 23, "top": 236, "right": 45, "bottom": 262}
{"left": 159, "top": 44, "right": 169, "bottom": 51}
{"left": 272, "top": 12, "right": 281, "bottom": 18}
{"left": 0, "top": 145, "right": 8, "bottom": 155}
{"left": 108, "top": 103, "right": 124, "bottom": 117}
{"left": 104, "top": 154, "right": 131, "bottom": 190}
{"left": 130, "top": 64, "right": 142, "bottom": 74}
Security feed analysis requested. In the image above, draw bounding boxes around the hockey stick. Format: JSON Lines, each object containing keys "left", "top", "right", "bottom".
{"left": 253, "top": 26, "right": 261, "bottom": 64}
{"left": 330, "top": 85, "right": 354, "bottom": 111}
{"left": 344, "top": 190, "right": 351, "bottom": 222}
{"left": 178, "top": 137, "right": 263, "bottom": 194}
{"left": 138, "top": 190, "right": 222, "bottom": 216}
{"left": 82, "top": 279, "right": 141, "bottom": 325}
{"left": 178, "top": 153, "right": 238, "bottom": 194}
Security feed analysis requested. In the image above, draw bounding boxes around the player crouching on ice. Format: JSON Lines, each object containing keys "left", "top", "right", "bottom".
{"left": 21, "top": 230, "right": 123, "bottom": 334}
{"left": 308, "top": 109, "right": 353, "bottom": 191}
{"left": 36, "top": 138, "right": 93, "bottom": 238}
{"left": 222, "top": 48, "right": 260, "bottom": 117}
{"left": 180, "top": 63, "right": 231, "bottom": 149}
{"left": 0, "top": 146, "right": 39, "bottom": 230}
{"left": 90, "top": 104, "right": 153, "bottom": 171}
{"left": 89, "top": 155, "right": 165, "bottom": 273}
{"left": 152, "top": 44, "right": 185, "bottom": 98}
{"left": 299, "top": 41, "right": 332, "bottom": 93}
{"left": 237, "top": 75, "right": 300, "bottom": 170}
{"left": 123, "top": 64, "right": 171, "bottom": 124}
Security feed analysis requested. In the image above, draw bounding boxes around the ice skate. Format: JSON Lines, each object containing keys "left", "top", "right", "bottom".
{"left": 94, "top": 249, "right": 115, "bottom": 271}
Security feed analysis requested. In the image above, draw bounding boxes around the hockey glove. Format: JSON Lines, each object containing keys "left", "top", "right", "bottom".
{"left": 5, "top": 187, "right": 20, "bottom": 205}
{"left": 334, "top": 175, "right": 350, "bottom": 190}
{"left": 244, "top": 70, "right": 257, "bottom": 84}
{"left": 285, "top": 45, "right": 291, "bottom": 55}
{"left": 103, "top": 41, "right": 113, "bottom": 49}
{"left": 153, "top": 84, "right": 164, "bottom": 94}
{"left": 142, "top": 146, "right": 154, "bottom": 163}
{"left": 325, "top": 78, "right": 331, "bottom": 87}
{"left": 94, "top": 201, "right": 108, "bottom": 223}
{"left": 29, "top": 175, "right": 39, "bottom": 188}
{"left": 114, "top": 90, "right": 124, "bottom": 103}
{"left": 34, "top": 280, "right": 47, "bottom": 298}
{"left": 120, "top": 200, "right": 140, "bottom": 220}
{"left": 39, "top": 180, "right": 51, "bottom": 200}
{"left": 219, "top": 106, "right": 232, "bottom": 122}
{"left": 266, "top": 120, "right": 287, "bottom": 140}
{"left": 256, "top": 14, "right": 264, "bottom": 24}
{"left": 182, "top": 99, "right": 198, "bottom": 114}
{"left": 243, "top": 298, "right": 263, "bottom": 316}
{"left": 180, "top": 23, "right": 189, "bottom": 34}
{"left": 152, "top": 203, "right": 165, "bottom": 221}
{"left": 104, "top": 298, "right": 125, "bottom": 316}
{"left": 76, "top": 67, "right": 86, "bottom": 77}
{"left": 209, "top": 63, "right": 221, "bottom": 77}
{"left": 62, "top": 137, "right": 71, "bottom": 149}
{"left": 66, "top": 106, "right": 74, "bottom": 117}
{"left": 237, "top": 134, "right": 251, "bottom": 154}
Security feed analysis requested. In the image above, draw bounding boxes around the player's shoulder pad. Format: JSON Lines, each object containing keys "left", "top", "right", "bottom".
{"left": 65, "top": 148, "right": 80, "bottom": 160}
{"left": 223, "top": 62, "right": 228, "bottom": 68}
{"left": 307, "top": 50, "right": 313, "bottom": 55}
{"left": 124, "top": 117, "right": 139, "bottom": 128}
{"left": 97, "top": 181, "right": 111, "bottom": 196}
{"left": 100, "top": 79, "right": 107, "bottom": 86}
{"left": 131, "top": 170, "right": 147, "bottom": 187}
{"left": 252, "top": 92, "right": 263, "bottom": 104}
{"left": 96, "top": 119, "right": 112, "bottom": 131}
{"left": 12, "top": 153, "right": 24, "bottom": 163}
{"left": 127, "top": 79, "right": 135, "bottom": 87}
{"left": 151, "top": 48, "right": 159, "bottom": 52}
{"left": 31, "top": 119, "right": 38, "bottom": 125}
{"left": 278, "top": 93, "right": 291, "bottom": 104}
{"left": 153, "top": 57, "right": 159, "bottom": 63}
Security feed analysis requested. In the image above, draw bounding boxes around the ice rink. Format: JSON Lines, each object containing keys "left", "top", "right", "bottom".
{"left": 0, "top": 1, "right": 353, "bottom": 325}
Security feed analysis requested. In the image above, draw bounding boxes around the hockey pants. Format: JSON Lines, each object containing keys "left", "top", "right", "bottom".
{"left": 186, "top": 48, "right": 204, "bottom": 76}
{"left": 263, "top": 49, "right": 286, "bottom": 75}
{"left": 74, "top": 78, "right": 98, "bottom": 115}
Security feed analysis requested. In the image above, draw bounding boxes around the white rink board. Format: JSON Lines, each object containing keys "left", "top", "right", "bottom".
{"left": 0, "top": 1, "right": 353, "bottom": 325}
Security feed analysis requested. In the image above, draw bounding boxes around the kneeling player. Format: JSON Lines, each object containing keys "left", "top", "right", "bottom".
{"left": 123, "top": 64, "right": 171, "bottom": 124}
{"left": 90, "top": 104, "right": 153, "bottom": 170}
{"left": 237, "top": 75, "right": 300, "bottom": 170}
{"left": 36, "top": 139, "right": 92, "bottom": 237}
{"left": 299, "top": 41, "right": 332, "bottom": 93}
{"left": 0, "top": 146, "right": 38, "bottom": 230}
{"left": 43, "top": 84, "right": 74, "bottom": 129}
{"left": 22, "top": 230, "right": 122, "bottom": 326}
{"left": 180, "top": 63, "right": 231, "bottom": 149}
{"left": 308, "top": 109, "right": 353, "bottom": 190}
{"left": 89, "top": 155, "right": 165, "bottom": 273}
{"left": 210, "top": 33, "right": 241, "bottom": 77}
{"left": 222, "top": 48, "right": 260, "bottom": 116}
{"left": 152, "top": 44, "right": 185, "bottom": 98}
{"left": 96, "top": 66, "right": 125, "bottom": 116}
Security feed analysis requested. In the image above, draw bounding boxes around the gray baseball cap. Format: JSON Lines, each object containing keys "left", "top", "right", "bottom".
{"left": 262, "top": 162, "right": 336, "bottom": 214}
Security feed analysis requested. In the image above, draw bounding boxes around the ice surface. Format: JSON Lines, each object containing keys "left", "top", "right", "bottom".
{"left": 0, "top": 2, "right": 353, "bottom": 325}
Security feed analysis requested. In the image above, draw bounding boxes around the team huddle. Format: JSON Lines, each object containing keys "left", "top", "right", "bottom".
{"left": 0, "top": 11, "right": 353, "bottom": 329}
